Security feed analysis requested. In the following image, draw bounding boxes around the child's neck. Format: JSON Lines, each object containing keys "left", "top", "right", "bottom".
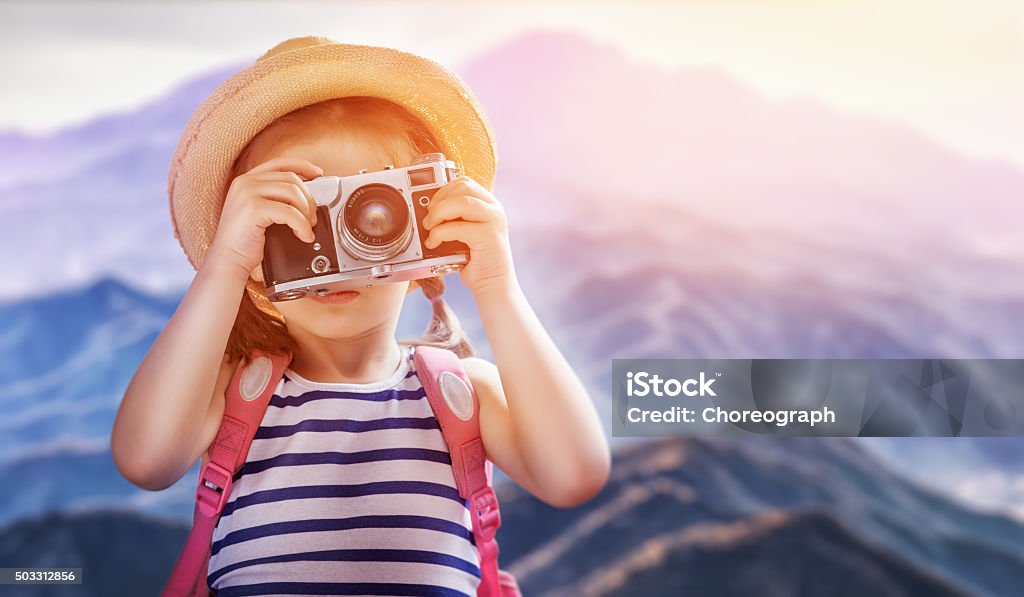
{"left": 289, "top": 335, "right": 403, "bottom": 385}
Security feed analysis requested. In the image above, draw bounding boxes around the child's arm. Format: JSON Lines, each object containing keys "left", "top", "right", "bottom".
{"left": 110, "top": 251, "right": 250, "bottom": 490}
{"left": 111, "top": 157, "right": 322, "bottom": 491}
{"left": 422, "top": 177, "right": 611, "bottom": 507}
{"left": 467, "top": 285, "right": 611, "bottom": 507}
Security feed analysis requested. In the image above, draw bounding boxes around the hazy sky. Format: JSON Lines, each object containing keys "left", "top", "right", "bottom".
{"left": 2, "top": 1, "right": 1022, "bottom": 166}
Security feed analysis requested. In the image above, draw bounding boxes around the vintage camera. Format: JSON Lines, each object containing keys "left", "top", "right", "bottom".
{"left": 261, "top": 153, "right": 468, "bottom": 301}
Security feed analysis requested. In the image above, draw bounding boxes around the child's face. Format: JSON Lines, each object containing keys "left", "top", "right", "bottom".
{"left": 250, "top": 129, "right": 416, "bottom": 343}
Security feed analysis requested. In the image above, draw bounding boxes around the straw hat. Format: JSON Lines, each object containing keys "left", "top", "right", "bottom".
{"left": 167, "top": 35, "right": 497, "bottom": 319}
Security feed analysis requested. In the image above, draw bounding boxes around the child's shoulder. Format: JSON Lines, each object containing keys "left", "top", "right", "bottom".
{"left": 458, "top": 356, "right": 504, "bottom": 404}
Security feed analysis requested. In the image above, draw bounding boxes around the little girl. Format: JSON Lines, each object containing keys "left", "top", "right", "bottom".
{"left": 110, "top": 37, "right": 609, "bottom": 596}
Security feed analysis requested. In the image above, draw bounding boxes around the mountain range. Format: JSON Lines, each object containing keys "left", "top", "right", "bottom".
{"left": 3, "top": 436, "right": 1022, "bottom": 596}
{"left": 496, "top": 436, "right": 1024, "bottom": 595}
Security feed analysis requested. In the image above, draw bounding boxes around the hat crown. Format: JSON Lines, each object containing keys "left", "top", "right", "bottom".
{"left": 258, "top": 36, "right": 334, "bottom": 62}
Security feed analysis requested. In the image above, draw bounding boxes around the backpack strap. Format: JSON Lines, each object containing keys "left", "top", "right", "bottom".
{"left": 161, "top": 350, "right": 291, "bottom": 597}
{"left": 412, "top": 345, "right": 507, "bottom": 597}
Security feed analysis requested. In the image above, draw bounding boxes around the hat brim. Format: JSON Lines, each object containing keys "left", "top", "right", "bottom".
{"left": 167, "top": 40, "right": 497, "bottom": 319}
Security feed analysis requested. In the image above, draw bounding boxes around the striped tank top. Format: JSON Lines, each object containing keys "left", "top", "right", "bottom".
{"left": 207, "top": 343, "right": 482, "bottom": 596}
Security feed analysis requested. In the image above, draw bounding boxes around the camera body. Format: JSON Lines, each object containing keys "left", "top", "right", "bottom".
{"left": 261, "top": 153, "right": 468, "bottom": 301}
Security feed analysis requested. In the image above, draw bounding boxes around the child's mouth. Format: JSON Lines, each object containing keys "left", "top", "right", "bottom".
{"left": 310, "top": 289, "right": 360, "bottom": 305}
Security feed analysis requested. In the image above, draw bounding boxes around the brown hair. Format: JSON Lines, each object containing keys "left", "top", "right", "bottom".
{"left": 222, "top": 96, "right": 474, "bottom": 365}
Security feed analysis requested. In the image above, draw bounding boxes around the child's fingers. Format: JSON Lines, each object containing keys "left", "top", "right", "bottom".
{"left": 254, "top": 171, "right": 318, "bottom": 226}
{"left": 258, "top": 200, "right": 316, "bottom": 243}
{"left": 423, "top": 195, "right": 499, "bottom": 230}
{"left": 253, "top": 181, "right": 318, "bottom": 225}
{"left": 433, "top": 175, "right": 497, "bottom": 205}
{"left": 246, "top": 156, "right": 324, "bottom": 181}
{"left": 424, "top": 220, "right": 486, "bottom": 250}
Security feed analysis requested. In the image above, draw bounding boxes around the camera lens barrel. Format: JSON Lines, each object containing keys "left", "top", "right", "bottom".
{"left": 339, "top": 184, "right": 414, "bottom": 262}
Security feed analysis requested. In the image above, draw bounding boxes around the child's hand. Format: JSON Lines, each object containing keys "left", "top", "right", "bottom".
{"left": 421, "top": 175, "right": 516, "bottom": 297}
{"left": 206, "top": 157, "right": 323, "bottom": 280}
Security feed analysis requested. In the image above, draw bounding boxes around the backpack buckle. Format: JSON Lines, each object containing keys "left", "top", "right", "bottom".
{"left": 472, "top": 486, "right": 501, "bottom": 542}
{"left": 196, "top": 461, "right": 233, "bottom": 518}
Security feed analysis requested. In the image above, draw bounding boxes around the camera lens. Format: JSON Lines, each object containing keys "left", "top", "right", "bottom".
{"left": 354, "top": 199, "right": 399, "bottom": 239}
{"left": 339, "top": 184, "right": 414, "bottom": 262}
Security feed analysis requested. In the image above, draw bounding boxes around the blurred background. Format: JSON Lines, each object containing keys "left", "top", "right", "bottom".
{"left": 1, "top": 1, "right": 1022, "bottom": 595}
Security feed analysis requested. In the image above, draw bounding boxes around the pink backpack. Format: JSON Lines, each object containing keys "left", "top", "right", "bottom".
{"left": 161, "top": 345, "right": 521, "bottom": 597}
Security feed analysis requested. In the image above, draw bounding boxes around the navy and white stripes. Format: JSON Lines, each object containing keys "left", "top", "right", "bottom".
{"left": 208, "top": 344, "right": 481, "bottom": 596}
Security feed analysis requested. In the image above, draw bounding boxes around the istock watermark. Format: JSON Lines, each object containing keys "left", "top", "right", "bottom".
{"left": 626, "top": 371, "right": 719, "bottom": 397}
{"left": 612, "top": 359, "right": 1024, "bottom": 437}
